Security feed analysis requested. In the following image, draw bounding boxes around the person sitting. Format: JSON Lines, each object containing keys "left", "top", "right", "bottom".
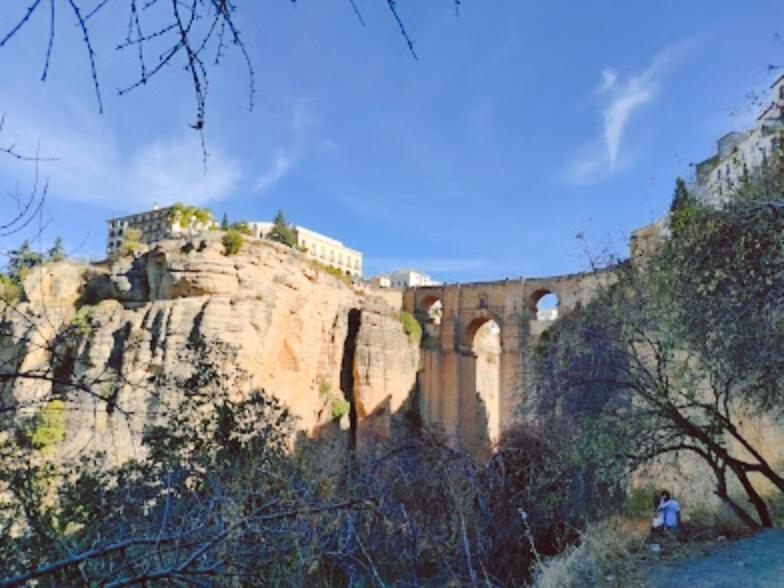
{"left": 657, "top": 490, "right": 682, "bottom": 534}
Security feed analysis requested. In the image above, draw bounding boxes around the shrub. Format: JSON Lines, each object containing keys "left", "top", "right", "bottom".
{"left": 118, "top": 227, "right": 143, "bottom": 257}
{"left": 311, "top": 260, "right": 352, "bottom": 284}
{"left": 229, "top": 221, "right": 252, "bottom": 235}
{"left": 222, "top": 229, "right": 244, "bottom": 255}
{"left": 533, "top": 521, "right": 643, "bottom": 588}
{"left": 399, "top": 311, "right": 422, "bottom": 345}
{"left": 330, "top": 397, "right": 350, "bottom": 420}
{"left": 31, "top": 400, "right": 67, "bottom": 450}
{"left": 0, "top": 274, "right": 21, "bottom": 303}
{"left": 169, "top": 203, "right": 213, "bottom": 228}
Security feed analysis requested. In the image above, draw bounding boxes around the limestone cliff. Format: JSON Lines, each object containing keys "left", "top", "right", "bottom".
{"left": 0, "top": 234, "right": 419, "bottom": 463}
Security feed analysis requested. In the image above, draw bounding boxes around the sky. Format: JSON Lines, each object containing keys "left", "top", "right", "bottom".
{"left": 1, "top": 0, "right": 783, "bottom": 282}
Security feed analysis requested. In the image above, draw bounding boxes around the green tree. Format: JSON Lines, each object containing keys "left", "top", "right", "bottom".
{"left": 669, "top": 177, "right": 697, "bottom": 237}
{"left": 221, "top": 212, "right": 230, "bottom": 230}
{"left": 534, "top": 175, "right": 784, "bottom": 529}
{"left": 266, "top": 210, "right": 298, "bottom": 248}
{"left": 7, "top": 240, "right": 42, "bottom": 283}
{"left": 47, "top": 237, "right": 66, "bottom": 262}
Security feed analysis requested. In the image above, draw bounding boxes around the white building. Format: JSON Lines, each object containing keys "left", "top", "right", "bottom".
{"left": 694, "top": 74, "right": 784, "bottom": 205}
{"left": 247, "top": 222, "right": 363, "bottom": 277}
{"left": 106, "top": 204, "right": 214, "bottom": 255}
{"left": 388, "top": 269, "right": 440, "bottom": 289}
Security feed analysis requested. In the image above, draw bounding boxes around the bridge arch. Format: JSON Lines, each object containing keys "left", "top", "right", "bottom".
{"left": 528, "top": 287, "right": 560, "bottom": 321}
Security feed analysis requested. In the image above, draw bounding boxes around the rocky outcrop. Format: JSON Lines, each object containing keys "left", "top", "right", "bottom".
{"left": 1, "top": 234, "right": 419, "bottom": 463}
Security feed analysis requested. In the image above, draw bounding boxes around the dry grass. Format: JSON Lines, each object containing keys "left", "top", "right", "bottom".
{"left": 532, "top": 519, "right": 646, "bottom": 588}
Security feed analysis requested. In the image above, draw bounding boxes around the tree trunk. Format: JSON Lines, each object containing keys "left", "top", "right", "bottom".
{"left": 731, "top": 465, "right": 773, "bottom": 528}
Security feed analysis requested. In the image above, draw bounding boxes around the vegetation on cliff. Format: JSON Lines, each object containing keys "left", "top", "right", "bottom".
{"left": 534, "top": 155, "right": 784, "bottom": 531}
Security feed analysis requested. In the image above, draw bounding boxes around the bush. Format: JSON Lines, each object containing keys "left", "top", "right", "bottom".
{"left": 311, "top": 260, "right": 352, "bottom": 284}
{"left": 0, "top": 274, "right": 21, "bottom": 303}
{"left": 222, "top": 229, "right": 244, "bottom": 255}
{"left": 30, "top": 400, "right": 67, "bottom": 450}
{"left": 169, "top": 203, "right": 213, "bottom": 228}
{"left": 118, "top": 227, "right": 143, "bottom": 257}
{"left": 229, "top": 221, "right": 251, "bottom": 235}
{"left": 533, "top": 521, "right": 643, "bottom": 588}
{"left": 399, "top": 311, "right": 422, "bottom": 345}
{"left": 330, "top": 397, "right": 350, "bottom": 420}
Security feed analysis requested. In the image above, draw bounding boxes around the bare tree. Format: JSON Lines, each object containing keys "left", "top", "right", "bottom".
{"left": 0, "top": 1, "right": 461, "bottom": 134}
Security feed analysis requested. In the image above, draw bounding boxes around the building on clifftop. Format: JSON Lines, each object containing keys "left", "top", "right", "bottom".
{"left": 106, "top": 204, "right": 214, "bottom": 256}
{"left": 247, "top": 221, "right": 363, "bottom": 278}
{"left": 693, "top": 74, "right": 784, "bottom": 205}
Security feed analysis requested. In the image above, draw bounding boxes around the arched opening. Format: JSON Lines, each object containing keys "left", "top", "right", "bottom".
{"left": 465, "top": 317, "right": 501, "bottom": 449}
{"left": 530, "top": 289, "right": 559, "bottom": 321}
{"left": 419, "top": 295, "right": 443, "bottom": 326}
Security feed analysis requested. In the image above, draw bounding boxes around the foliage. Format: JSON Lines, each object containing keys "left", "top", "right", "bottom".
{"left": 311, "top": 259, "right": 353, "bottom": 284}
{"left": 266, "top": 210, "right": 298, "bottom": 248}
{"left": 533, "top": 159, "right": 784, "bottom": 530}
{"left": 222, "top": 229, "right": 244, "bottom": 255}
{"left": 330, "top": 396, "right": 351, "bottom": 420}
{"left": 400, "top": 310, "right": 422, "bottom": 345}
{"left": 116, "top": 227, "right": 143, "bottom": 257}
{"left": 220, "top": 212, "right": 230, "bottom": 230}
{"left": 0, "top": 273, "right": 21, "bottom": 303}
{"left": 30, "top": 400, "right": 67, "bottom": 451}
{"left": 532, "top": 521, "right": 643, "bottom": 588}
{"left": 6, "top": 239, "right": 42, "bottom": 283}
{"left": 47, "top": 238, "right": 66, "bottom": 263}
{"left": 228, "top": 221, "right": 251, "bottom": 235}
{"left": 169, "top": 203, "right": 213, "bottom": 229}
{"left": 0, "top": 237, "right": 68, "bottom": 300}
{"left": 668, "top": 177, "right": 698, "bottom": 237}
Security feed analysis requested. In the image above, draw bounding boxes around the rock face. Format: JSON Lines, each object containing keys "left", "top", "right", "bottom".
{"left": 1, "top": 234, "right": 419, "bottom": 463}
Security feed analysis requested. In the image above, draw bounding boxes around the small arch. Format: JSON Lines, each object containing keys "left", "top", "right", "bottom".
{"left": 418, "top": 295, "right": 443, "bottom": 325}
{"left": 529, "top": 288, "right": 559, "bottom": 321}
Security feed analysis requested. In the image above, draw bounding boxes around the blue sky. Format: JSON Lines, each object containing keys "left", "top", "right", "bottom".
{"left": 1, "top": 1, "right": 783, "bottom": 281}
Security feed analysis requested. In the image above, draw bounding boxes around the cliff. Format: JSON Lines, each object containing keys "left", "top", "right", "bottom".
{"left": 0, "top": 234, "right": 419, "bottom": 463}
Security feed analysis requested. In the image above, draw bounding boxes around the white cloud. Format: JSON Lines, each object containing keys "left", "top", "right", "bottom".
{"left": 255, "top": 150, "right": 293, "bottom": 191}
{"left": 0, "top": 100, "right": 243, "bottom": 210}
{"left": 598, "top": 68, "right": 617, "bottom": 93}
{"left": 252, "top": 97, "right": 318, "bottom": 193}
{"left": 129, "top": 136, "right": 242, "bottom": 206}
{"left": 568, "top": 44, "right": 685, "bottom": 184}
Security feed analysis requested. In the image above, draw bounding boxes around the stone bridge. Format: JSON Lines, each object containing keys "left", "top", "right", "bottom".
{"left": 402, "top": 269, "right": 615, "bottom": 454}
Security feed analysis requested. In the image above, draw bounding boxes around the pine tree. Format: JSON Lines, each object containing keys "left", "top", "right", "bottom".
{"left": 669, "top": 177, "right": 697, "bottom": 237}
{"left": 266, "top": 210, "right": 297, "bottom": 248}
{"left": 221, "top": 212, "right": 229, "bottom": 230}
{"left": 669, "top": 178, "right": 692, "bottom": 214}
{"left": 8, "top": 240, "right": 43, "bottom": 283}
{"left": 48, "top": 237, "right": 66, "bottom": 262}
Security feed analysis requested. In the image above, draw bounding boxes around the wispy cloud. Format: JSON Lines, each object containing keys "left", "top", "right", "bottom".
{"left": 567, "top": 44, "right": 686, "bottom": 184}
{"left": 253, "top": 98, "right": 318, "bottom": 193}
{"left": 255, "top": 150, "right": 293, "bottom": 191}
{"left": 0, "top": 99, "right": 242, "bottom": 210}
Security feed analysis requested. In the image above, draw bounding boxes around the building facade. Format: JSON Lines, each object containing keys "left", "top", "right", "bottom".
{"left": 247, "top": 222, "right": 363, "bottom": 278}
{"left": 694, "top": 75, "right": 784, "bottom": 205}
{"left": 388, "top": 269, "right": 440, "bottom": 289}
{"left": 106, "top": 205, "right": 214, "bottom": 255}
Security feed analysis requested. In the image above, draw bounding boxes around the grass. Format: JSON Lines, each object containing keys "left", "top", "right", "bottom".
{"left": 533, "top": 520, "right": 645, "bottom": 588}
